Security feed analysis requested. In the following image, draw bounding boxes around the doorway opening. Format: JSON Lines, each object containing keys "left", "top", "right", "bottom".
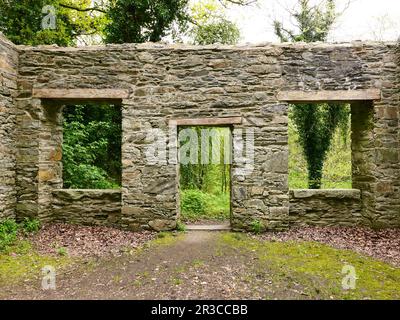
{"left": 177, "top": 126, "right": 232, "bottom": 228}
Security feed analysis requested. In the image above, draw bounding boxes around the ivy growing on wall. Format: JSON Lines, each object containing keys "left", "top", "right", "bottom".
{"left": 274, "top": 0, "right": 351, "bottom": 189}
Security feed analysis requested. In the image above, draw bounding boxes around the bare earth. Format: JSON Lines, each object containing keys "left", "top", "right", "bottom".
{"left": 2, "top": 231, "right": 309, "bottom": 300}
{"left": 1, "top": 225, "right": 399, "bottom": 300}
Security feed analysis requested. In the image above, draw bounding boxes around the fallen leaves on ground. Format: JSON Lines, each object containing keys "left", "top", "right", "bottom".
{"left": 26, "top": 223, "right": 156, "bottom": 258}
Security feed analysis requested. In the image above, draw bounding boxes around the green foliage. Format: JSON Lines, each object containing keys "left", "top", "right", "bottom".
{"left": 179, "top": 127, "right": 231, "bottom": 192}
{"left": 290, "top": 103, "right": 350, "bottom": 189}
{"left": 289, "top": 117, "right": 352, "bottom": 189}
{"left": 176, "top": 221, "right": 186, "bottom": 232}
{"left": 274, "top": 0, "right": 350, "bottom": 189}
{"left": 180, "top": 189, "right": 230, "bottom": 221}
{"left": 0, "top": 220, "right": 19, "bottom": 251}
{"left": 104, "top": 0, "right": 240, "bottom": 45}
{"left": 250, "top": 219, "right": 263, "bottom": 234}
{"left": 0, "top": 0, "right": 106, "bottom": 46}
{"left": 179, "top": 126, "right": 231, "bottom": 221}
{"left": 189, "top": 0, "right": 240, "bottom": 45}
{"left": 157, "top": 231, "right": 168, "bottom": 239}
{"left": 192, "top": 19, "right": 240, "bottom": 45}
{"left": 0, "top": 218, "right": 43, "bottom": 252}
{"left": 203, "top": 192, "right": 230, "bottom": 220}
{"left": 274, "top": 0, "right": 336, "bottom": 43}
{"left": 62, "top": 104, "right": 121, "bottom": 189}
{"left": 57, "top": 246, "right": 68, "bottom": 256}
{"left": 21, "top": 218, "right": 41, "bottom": 234}
{"left": 1, "top": 0, "right": 241, "bottom": 47}
{"left": 181, "top": 190, "right": 206, "bottom": 216}
{"left": 0, "top": 240, "right": 70, "bottom": 286}
{"left": 104, "top": 0, "right": 190, "bottom": 43}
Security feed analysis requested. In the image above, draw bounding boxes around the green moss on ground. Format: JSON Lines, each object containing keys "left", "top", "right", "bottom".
{"left": 142, "top": 232, "right": 183, "bottom": 249}
{"left": 0, "top": 240, "right": 71, "bottom": 286}
{"left": 220, "top": 233, "right": 400, "bottom": 300}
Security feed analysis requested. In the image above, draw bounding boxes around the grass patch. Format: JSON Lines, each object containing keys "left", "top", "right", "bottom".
{"left": 220, "top": 233, "right": 400, "bottom": 300}
{"left": 0, "top": 240, "right": 71, "bottom": 286}
{"left": 192, "top": 259, "right": 205, "bottom": 268}
{"left": 0, "top": 219, "right": 19, "bottom": 251}
{"left": 176, "top": 221, "right": 187, "bottom": 232}
{"left": 250, "top": 219, "right": 263, "bottom": 234}
{"left": 0, "top": 218, "right": 41, "bottom": 252}
{"left": 180, "top": 189, "right": 230, "bottom": 222}
{"left": 171, "top": 277, "right": 183, "bottom": 286}
{"left": 56, "top": 247, "right": 68, "bottom": 257}
{"left": 147, "top": 232, "right": 183, "bottom": 247}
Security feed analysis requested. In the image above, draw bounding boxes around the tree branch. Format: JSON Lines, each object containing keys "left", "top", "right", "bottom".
{"left": 59, "top": 3, "right": 106, "bottom": 13}
{"left": 218, "top": 0, "right": 257, "bottom": 7}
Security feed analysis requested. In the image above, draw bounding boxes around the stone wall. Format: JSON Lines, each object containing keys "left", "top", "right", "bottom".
{"left": 289, "top": 189, "right": 362, "bottom": 227}
{"left": 1, "top": 39, "right": 398, "bottom": 231}
{"left": 16, "top": 43, "right": 289, "bottom": 231}
{"left": 351, "top": 101, "right": 376, "bottom": 225}
{"left": 279, "top": 42, "right": 400, "bottom": 228}
{"left": 0, "top": 33, "right": 17, "bottom": 220}
{"left": 52, "top": 189, "right": 121, "bottom": 226}
{"left": 371, "top": 43, "right": 400, "bottom": 228}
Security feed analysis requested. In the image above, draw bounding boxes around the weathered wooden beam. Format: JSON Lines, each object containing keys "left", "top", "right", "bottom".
{"left": 169, "top": 117, "right": 242, "bottom": 126}
{"left": 277, "top": 89, "right": 381, "bottom": 102}
{"left": 32, "top": 88, "right": 130, "bottom": 99}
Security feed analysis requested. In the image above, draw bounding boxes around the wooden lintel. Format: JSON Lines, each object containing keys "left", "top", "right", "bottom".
{"left": 32, "top": 88, "right": 130, "bottom": 100}
{"left": 169, "top": 117, "right": 242, "bottom": 126}
{"left": 277, "top": 89, "right": 381, "bottom": 102}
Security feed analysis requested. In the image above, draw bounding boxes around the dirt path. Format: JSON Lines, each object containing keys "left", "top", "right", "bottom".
{"left": 1, "top": 231, "right": 308, "bottom": 300}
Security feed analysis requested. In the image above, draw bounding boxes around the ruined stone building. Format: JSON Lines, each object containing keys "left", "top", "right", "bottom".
{"left": 0, "top": 33, "right": 399, "bottom": 231}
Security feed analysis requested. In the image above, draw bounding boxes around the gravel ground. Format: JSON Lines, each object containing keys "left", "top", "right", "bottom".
{"left": 254, "top": 226, "right": 400, "bottom": 267}
{"left": 26, "top": 223, "right": 156, "bottom": 258}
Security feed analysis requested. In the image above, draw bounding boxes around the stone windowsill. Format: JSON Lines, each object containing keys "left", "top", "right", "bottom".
{"left": 289, "top": 189, "right": 361, "bottom": 200}
{"left": 52, "top": 189, "right": 122, "bottom": 201}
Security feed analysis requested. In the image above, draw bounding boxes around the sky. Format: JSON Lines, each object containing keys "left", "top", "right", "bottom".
{"left": 223, "top": 0, "right": 400, "bottom": 43}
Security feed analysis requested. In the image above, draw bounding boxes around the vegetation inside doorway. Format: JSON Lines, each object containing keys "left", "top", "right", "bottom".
{"left": 62, "top": 103, "right": 122, "bottom": 189}
{"left": 289, "top": 103, "right": 352, "bottom": 189}
{"left": 179, "top": 126, "right": 232, "bottom": 223}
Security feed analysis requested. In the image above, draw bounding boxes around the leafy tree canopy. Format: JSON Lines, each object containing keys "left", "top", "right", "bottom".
{"left": 189, "top": 0, "right": 240, "bottom": 45}
{"left": 0, "top": 0, "right": 106, "bottom": 46}
{"left": 0, "top": 0, "right": 244, "bottom": 46}
{"left": 103, "top": 0, "right": 190, "bottom": 43}
{"left": 274, "top": 0, "right": 336, "bottom": 43}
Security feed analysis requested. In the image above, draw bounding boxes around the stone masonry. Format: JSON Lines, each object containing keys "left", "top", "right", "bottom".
{"left": 0, "top": 32, "right": 399, "bottom": 231}
{"left": 52, "top": 189, "right": 122, "bottom": 227}
{"left": 0, "top": 34, "right": 17, "bottom": 220}
{"left": 289, "top": 189, "right": 362, "bottom": 227}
